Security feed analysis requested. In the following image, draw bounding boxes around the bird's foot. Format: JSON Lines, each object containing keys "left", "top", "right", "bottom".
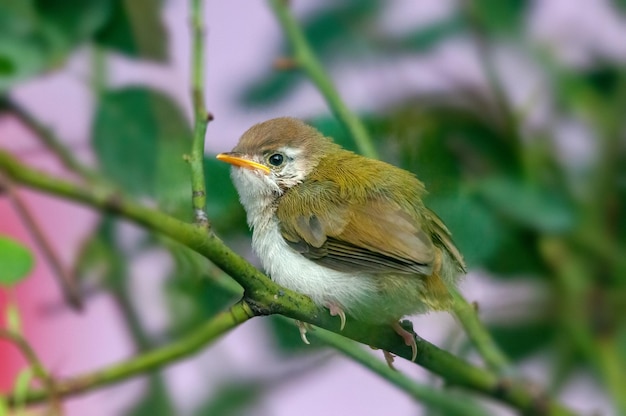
{"left": 392, "top": 321, "right": 417, "bottom": 362}
{"left": 383, "top": 351, "right": 397, "bottom": 370}
{"left": 296, "top": 320, "right": 314, "bottom": 345}
{"left": 325, "top": 302, "right": 346, "bottom": 331}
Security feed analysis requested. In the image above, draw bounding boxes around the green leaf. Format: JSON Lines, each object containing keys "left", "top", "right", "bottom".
{"left": 193, "top": 381, "right": 261, "bottom": 416}
{"left": 34, "top": 0, "right": 111, "bottom": 47}
{"left": 613, "top": 0, "right": 626, "bottom": 14}
{"left": 488, "top": 320, "right": 555, "bottom": 360}
{"left": 92, "top": 87, "right": 192, "bottom": 211}
{"left": 396, "top": 15, "right": 465, "bottom": 53}
{"left": 126, "top": 377, "right": 173, "bottom": 416}
{"left": 0, "top": 1, "right": 46, "bottom": 91}
{"left": 204, "top": 157, "right": 248, "bottom": 235}
{"left": 0, "top": 236, "right": 34, "bottom": 286}
{"left": 469, "top": 0, "right": 530, "bottom": 34}
{"left": 483, "top": 229, "right": 545, "bottom": 277}
{"left": 266, "top": 315, "right": 323, "bottom": 355}
{"left": 477, "top": 177, "right": 575, "bottom": 233}
{"left": 391, "top": 103, "right": 521, "bottom": 193}
{"left": 94, "top": 0, "right": 167, "bottom": 61}
{"left": 426, "top": 194, "right": 503, "bottom": 268}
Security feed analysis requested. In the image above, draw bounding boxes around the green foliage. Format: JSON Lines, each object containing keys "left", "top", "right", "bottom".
{"left": 193, "top": 382, "right": 262, "bottom": 416}
{"left": 0, "top": 236, "right": 34, "bottom": 286}
{"left": 92, "top": 87, "right": 192, "bottom": 215}
{"left": 94, "top": 0, "right": 167, "bottom": 61}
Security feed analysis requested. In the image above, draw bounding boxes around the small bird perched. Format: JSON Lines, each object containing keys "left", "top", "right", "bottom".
{"left": 217, "top": 117, "right": 466, "bottom": 362}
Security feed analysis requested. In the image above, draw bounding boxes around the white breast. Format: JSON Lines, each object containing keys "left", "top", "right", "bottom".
{"left": 231, "top": 166, "right": 376, "bottom": 313}
{"left": 252, "top": 216, "right": 376, "bottom": 311}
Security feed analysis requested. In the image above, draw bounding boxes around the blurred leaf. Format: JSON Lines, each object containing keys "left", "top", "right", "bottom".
{"left": 488, "top": 320, "right": 555, "bottom": 360}
{"left": 74, "top": 216, "right": 127, "bottom": 290}
{"left": 483, "top": 229, "right": 545, "bottom": 277}
{"left": 392, "top": 103, "right": 520, "bottom": 192}
{"left": 469, "top": 0, "right": 530, "bottom": 34}
{"left": 426, "top": 194, "right": 503, "bottom": 268}
{"left": 477, "top": 177, "right": 575, "bottom": 233}
{"left": 166, "top": 273, "right": 239, "bottom": 334}
{"left": 240, "top": 0, "right": 380, "bottom": 107}
{"left": 0, "top": 2, "right": 45, "bottom": 91}
{"left": 12, "top": 367, "right": 34, "bottom": 414}
{"left": 94, "top": 0, "right": 167, "bottom": 61}
{"left": 5, "top": 300, "right": 22, "bottom": 334}
{"left": 267, "top": 315, "right": 323, "bottom": 355}
{"left": 613, "top": 0, "right": 626, "bottom": 14}
{"left": 193, "top": 381, "right": 262, "bottom": 416}
{"left": 34, "top": 0, "right": 111, "bottom": 48}
{"left": 396, "top": 15, "right": 465, "bottom": 52}
{"left": 92, "top": 87, "right": 192, "bottom": 210}
{"left": 0, "top": 236, "right": 34, "bottom": 286}
{"left": 239, "top": 70, "right": 303, "bottom": 107}
{"left": 126, "top": 378, "right": 173, "bottom": 416}
{"left": 301, "top": 0, "right": 380, "bottom": 60}
{"left": 204, "top": 157, "right": 248, "bottom": 235}
{"left": 309, "top": 115, "right": 360, "bottom": 152}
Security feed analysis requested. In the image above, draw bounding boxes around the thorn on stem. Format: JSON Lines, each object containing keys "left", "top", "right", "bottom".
{"left": 273, "top": 57, "right": 298, "bottom": 70}
{"left": 472, "top": 301, "right": 480, "bottom": 312}
{"left": 206, "top": 112, "right": 214, "bottom": 122}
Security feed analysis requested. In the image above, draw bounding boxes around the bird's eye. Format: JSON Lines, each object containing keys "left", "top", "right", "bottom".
{"left": 268, "top": 153, "right": 284, "bottom": 166}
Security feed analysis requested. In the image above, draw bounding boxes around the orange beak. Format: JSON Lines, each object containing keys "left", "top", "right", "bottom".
{"left": 216, "top": 153, "right": 270, "bottom": 174}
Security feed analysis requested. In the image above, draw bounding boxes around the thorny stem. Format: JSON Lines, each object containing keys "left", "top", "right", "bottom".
{"left": 189, "top": 0, "right": 212, "bottom": 229}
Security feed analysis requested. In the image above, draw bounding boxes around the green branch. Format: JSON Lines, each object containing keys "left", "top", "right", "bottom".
{"left": 311, "top": 326, "right": 487, "bottom": 416}
{"left": 0, "top": 329, "right": 61, "bottom": 413}
{"left": 2, "top": 99, "right": 100, "bottom": 183}
{"left": 267, "top": 0, "right": 378, "bottom": 159}
{"left": 4, "top": 300, "right": 254, "bottom": 405}
{"left": 450, "top": 289, "right": 511, "bottom": 375}
{"left": 0, "top": 150, "right": 578, "bottom": 416}
{"left": 189, "top": 0, "right": 212, "bottom": 229}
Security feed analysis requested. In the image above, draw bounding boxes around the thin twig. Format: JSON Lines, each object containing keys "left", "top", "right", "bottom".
{"left": 189, "top": 0, "right": 212, "bottom": 229}
{"left": 0, "top": 329, "right": 62, "bottom": 414}
{"left": 0, "top": 151, "right": 579, "bottom": 416}
{"left": 267, "top": 0, "right": 378, "bottom": 159}
{"left": 0, "top": 174, "right": 82, "bottom": 310}
{"left": 2, "top": 300, "right": 254, "bottom": 406}
{"left": 3, "top": 99, "right": 100, "bottom": 183}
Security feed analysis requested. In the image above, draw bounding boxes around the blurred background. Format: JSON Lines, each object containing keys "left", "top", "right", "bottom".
{"left": 1, "top": 0, "right": 625, "bottom": 415}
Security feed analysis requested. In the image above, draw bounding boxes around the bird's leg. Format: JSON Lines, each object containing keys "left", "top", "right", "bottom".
{"left": 392, "top": 321, "right": 417, "bottom": 362}
{"left": 296, "top": 320, "right": 314, "bottom": 345}
{"left": 325, "top": 302, "right": 346, "bottom": 331}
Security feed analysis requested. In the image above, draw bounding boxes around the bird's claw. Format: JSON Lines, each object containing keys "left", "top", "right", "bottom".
{"left": 296, "top": 320, "right": 313, "bottom": 345}
{"left": 326, "top": 302, "right": 346, "bottom": 331}
{"left": 392, "top": 321, "right": 417, "bottom": 362}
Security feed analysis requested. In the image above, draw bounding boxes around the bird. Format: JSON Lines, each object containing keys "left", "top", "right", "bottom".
{"left": 216, "top": 117, "right": 466, "bottom": 362}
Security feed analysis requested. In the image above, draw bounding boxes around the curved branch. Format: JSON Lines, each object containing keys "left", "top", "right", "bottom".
{"left": 0, "top": 150, "right": 578, "bottom": 415}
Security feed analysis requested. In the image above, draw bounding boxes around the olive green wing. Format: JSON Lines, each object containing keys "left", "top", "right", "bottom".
{"left": 277, "top": 181, "right": 435, "bottom": 275}
{"left": 424, "top": 208, "right": 467, "bottom": 273}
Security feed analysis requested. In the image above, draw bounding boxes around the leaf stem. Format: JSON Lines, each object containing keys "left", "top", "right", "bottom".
{"left": 189, "top": 0, "right": 212, "bottom": 229}
{"left": 267, "top": 0, "right": 378, "bottom": 159}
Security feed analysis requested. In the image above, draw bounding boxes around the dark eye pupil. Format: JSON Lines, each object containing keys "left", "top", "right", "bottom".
{"left": 268, "top": 153, "right": 284, "bottom": 166}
